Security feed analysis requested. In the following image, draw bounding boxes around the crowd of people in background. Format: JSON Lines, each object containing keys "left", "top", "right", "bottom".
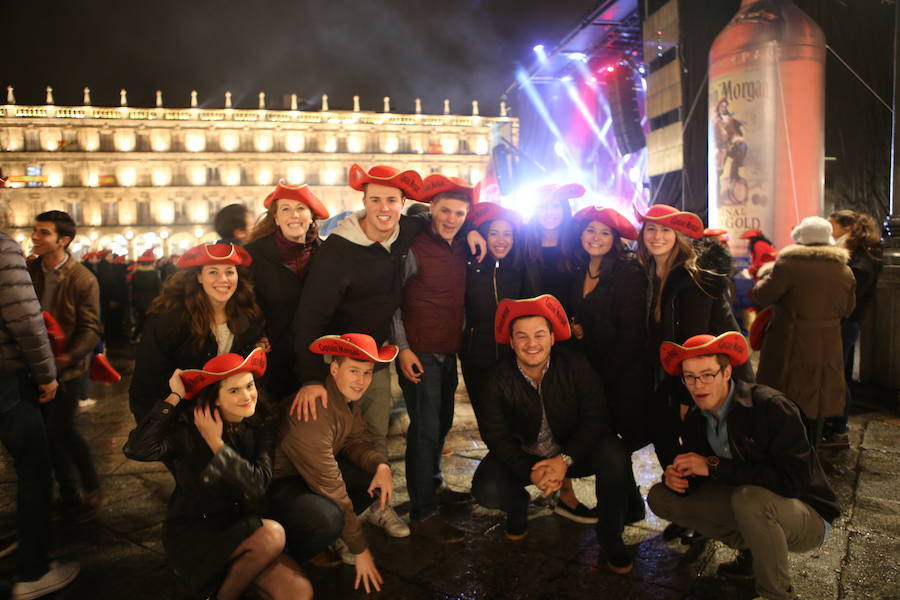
{"left": 0, "top": 162, "right": 884, "bottom": 600}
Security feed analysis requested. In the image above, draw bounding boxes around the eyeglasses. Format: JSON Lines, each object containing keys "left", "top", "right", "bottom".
{"left": 681, "top": 368, "right": 724, "bottom": 386}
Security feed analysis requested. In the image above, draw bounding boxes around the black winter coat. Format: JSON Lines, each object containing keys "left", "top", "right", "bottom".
{"left": 461, "top": 254, "right": 540, "bottom": 370}
{"left": 847, "top": 246, "right": 881, "bottom": 322}
{"left": 246, "top": 233, "right": 320, "bottom": 400}
{"left": 678, "top": 380, "right": 840, "bottom": 523}
{"left": 481, "top": 346, "right": 612, "bottom": 481}
{"left": 293, "top": 215, "right": 425, "bottom": 385}
{"left": 123, "top": 398, "right": 274, "bottom": 528}
{"left": 129, "top": 307, "right": 265, "bottom": 422}
{"left": 570, "top": 254, "right": 650, "bottom": 448}
{"left": 130, "top": 268, "right": 161, "bottom": 312}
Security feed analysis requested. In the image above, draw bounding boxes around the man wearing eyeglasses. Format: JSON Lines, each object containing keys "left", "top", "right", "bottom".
{"left": 647, "top": 332, "right": 839, "bottom": 600}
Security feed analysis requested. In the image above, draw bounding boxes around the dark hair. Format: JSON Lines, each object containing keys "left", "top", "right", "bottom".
{"left": 148, "top": 266, "right": 263, "bottom": 349}
{"left": 476, "top": 217, "right": 524, "bottom": 266}
{"left": 246, "top": 198, "right": 320, "bottom": 244}
{"left": 405, "top": 202, "right": 431, "bottom": 218}
{"left": 829, "top": 209, "right": 882, "bottom": 263}
{"left": 35, "top": 210, "right": 76, "bottom": 248}
{"left": 522, "top": 196, "right": 576, "bottom": 272}
{"left": 569, "top": 218, "right": 627, "bottom": 267}
{"left": 214, "top": 204, "right": 250, "bottom": 240}
{"left": 432, "top": 192, "right": 472, "bottom": 205}
{"left": 509, "top": 314, "right": 552, "bottom": 336}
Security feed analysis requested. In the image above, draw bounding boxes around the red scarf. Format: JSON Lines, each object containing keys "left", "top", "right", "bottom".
{"left": 274, "top": 229, "right": 314, "bottom": 278}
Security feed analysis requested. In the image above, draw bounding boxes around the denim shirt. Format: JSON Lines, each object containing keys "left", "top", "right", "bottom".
{"left": 701, "top": 382, "right": 735, "bottom": 459}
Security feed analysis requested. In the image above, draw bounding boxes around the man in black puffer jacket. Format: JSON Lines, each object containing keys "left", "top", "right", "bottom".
{"left": 472, "top": 295, "right": 633, "bottom": 574}
{"left": 649, "top": 332, "right": 839, "bottom": 600}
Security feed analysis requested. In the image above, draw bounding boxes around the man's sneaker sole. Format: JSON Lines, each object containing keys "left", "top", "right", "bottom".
{"left": 13, "top": 561, "right": 79, "bottom": 600}
{"left": 553, "top": 503, "right": 599, "bottom": 525}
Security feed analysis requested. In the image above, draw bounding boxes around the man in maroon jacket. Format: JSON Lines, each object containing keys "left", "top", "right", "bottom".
{"left": 392, "top": 174, "right": 475, "bottom": 542}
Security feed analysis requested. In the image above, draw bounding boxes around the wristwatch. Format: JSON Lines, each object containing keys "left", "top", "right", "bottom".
{"left": 706, "top": 455, "right": 720, "bottom": 477}
{"left": 559, "top": 453, "right": 574, "bottom": 468}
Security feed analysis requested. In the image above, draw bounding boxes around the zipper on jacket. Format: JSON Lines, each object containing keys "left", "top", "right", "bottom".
{"left": 492, "top": 260, "right": 500, "bottom": 361}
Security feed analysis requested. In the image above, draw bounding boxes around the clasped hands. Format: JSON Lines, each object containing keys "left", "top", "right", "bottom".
{"left": 530, "top": 455, "right": 568, "bottom": 497}
{"left": 663, "top": 452, "right": 709, "bottom": 494}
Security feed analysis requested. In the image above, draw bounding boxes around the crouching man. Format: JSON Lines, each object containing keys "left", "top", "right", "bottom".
{"left": 269, "top": 334, "right": 406, "bottom": 594}
{"left": 648, "top": 332, "right": 840, "bottom": 600}
{"left": 472, "top": 295, "right": 633, "bottom": 574}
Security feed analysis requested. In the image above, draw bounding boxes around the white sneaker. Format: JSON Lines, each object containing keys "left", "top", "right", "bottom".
{"left": 361, "top": 504, "right": 411, "bottom": 538}
{"left": 13, "top": 560, "right": 80, "bottom": 599}
{"left": 333, "top": 539, "right": 356, "bottom": 565}
{"left": 78, "top": 398, "right": 97, "bottom": 409}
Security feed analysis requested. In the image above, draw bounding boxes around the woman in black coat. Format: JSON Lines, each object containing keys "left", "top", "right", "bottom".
{"left": 129, "top": 243, "right": 264, "bottom": 423}
{"left": 459, "top": 203, "right": 539, "bottom": 417}
{"left": 245, "top": 180, "right": 330, "bottom": 402}
{"left": 124, "top": 349, "right": 311, "bottom": 600}
{"left": 567, "top": 206, "right": 649, "bottom": 523}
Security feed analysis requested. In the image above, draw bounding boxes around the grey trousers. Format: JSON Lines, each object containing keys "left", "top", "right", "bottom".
{"left": 648, "top": 482, "right": 826, "bottom": 600}
{"left": 356, "top": 366, "right": 392, "bottom": 458}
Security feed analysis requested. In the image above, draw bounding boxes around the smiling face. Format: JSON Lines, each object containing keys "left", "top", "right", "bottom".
{"left": 535, "top": 198, "right": 565, "bottom": 232}
{"left": 642, "top": 222, "right": 677, "bottom": 259}
{"left": 510, "top": 315, "right": 554, "bottom": 373}
{"left": 273, "top": 198, "right": 311, "bottom": 243}
{"left": 581, "top": 220, "right": 616, "bottom": 259}
{"left": 430, "top": 195, "right": 469, "bottom": 243}
{"left": 487, "top": 219, "right": 514, "bottom": 260}
{"left": 361, "top": 182, "right": 405, "bottom": 241}
{"left": 197, "top": 264, "right": 238, "bottom": 306}
{"left": 31, "top": 220, "right": 70, "bottom": 258}
{"left": 215, "top": 371, "right": 258, "bottom": 422}
{"left": 681, "top": 355, "right": 732, "bottom": 412}
{"left": 330, "top": 356, "right": 374, "bottom": 402}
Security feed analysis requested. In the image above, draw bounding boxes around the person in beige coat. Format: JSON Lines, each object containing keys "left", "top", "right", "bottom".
{"left": 751, "top": 216, "right": 856, "bottom": 447}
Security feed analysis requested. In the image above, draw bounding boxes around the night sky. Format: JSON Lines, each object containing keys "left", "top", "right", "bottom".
{"left": 7, "top": 0, "right": 600, "bottom": 116}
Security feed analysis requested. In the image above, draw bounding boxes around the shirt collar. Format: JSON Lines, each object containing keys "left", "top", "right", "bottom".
{"left": 517, "top": 358, "right": 550, "bottom": 390}
{"left": 41, "top": 252, "right": 69, "bottom": 273}
{"left": 701, "top": 380, "right": 735, "bottom": 422}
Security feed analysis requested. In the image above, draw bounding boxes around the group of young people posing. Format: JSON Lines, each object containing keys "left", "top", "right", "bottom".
{"left": 123, "top": 164, "right": 845, "bottom": 600}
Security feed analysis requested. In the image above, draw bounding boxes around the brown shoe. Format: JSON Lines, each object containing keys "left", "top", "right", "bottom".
{"left": 436, "top": 487, "right": 472, "bottom": 506}
{"left": 410, "top": 515, "right": 465, "bottom": 544}
{"left": 309, "top": 549, "right": 342, "bottom": 568}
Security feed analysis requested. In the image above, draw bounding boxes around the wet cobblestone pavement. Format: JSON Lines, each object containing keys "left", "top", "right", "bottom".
{"left": 1, "top": 345, "right": 898, "bottom": 599}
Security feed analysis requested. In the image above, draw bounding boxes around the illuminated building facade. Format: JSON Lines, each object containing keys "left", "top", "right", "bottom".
{"left": 0, "top": 87, "right": 516, "bottom": 257}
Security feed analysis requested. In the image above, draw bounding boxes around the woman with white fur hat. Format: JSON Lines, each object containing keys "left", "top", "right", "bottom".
{"left": 751, "top": 216, "right": 856, "bottom": 447}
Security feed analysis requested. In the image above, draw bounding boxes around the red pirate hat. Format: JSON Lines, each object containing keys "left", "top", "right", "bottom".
{"left": 138, "top": 249, "right": 157, "bottom": 263}
{"left": 659, "top": 332, "right": 749, "bottom": 376}
{"left": 348, "top": 164, "right": 423, "bottom": 199}
{"left": 263, "top": 179, "right": 330, "bottom": 218}
{"left": 536, "top": 183, "right": 586, "bottom": 204}
{"left": 466, "top": 202, "right": 521, "bottom": 229}
{"left": 309, "top": 333, "right": 399, "bottom": 363}
{"left": 703, "top": 228, "right": 727, "bottom": 237}
{"left": 574, "top": 206, "right": 638, "bottom": 240}
{"left": 90, "top": 353, "right": 122, "bottom": 383}
{"left": 177, "top": 243, "right": 252, "bottom": 269}
{"left": 739, "top": 229, "right": 763, "bottom": 240}
{"left": 494, "top": 294, "right": 571, "bottom": 344}
{"left": 635, "top": 204, "right": 704, "bottom": 239}
{"left": 417, "top": 173, "right": 477, "bottom": 204}
{"left": 113, "top": 255, "right": 127, "bottom": 264}
{"left": 179, "top": 347, "right": 267, "bottom": 399}
{"left": 42, "top": 312, "right": 66, "bottom": 355}
{"left": 748, "top": 306, "right": 774, "bottom": 351}
{"left": 97, "top": 249, "right": 112, "bottom": 257}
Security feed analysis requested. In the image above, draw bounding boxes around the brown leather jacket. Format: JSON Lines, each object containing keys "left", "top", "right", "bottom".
{"left": 27, "top": 253, "right": 102, "bottom": 381}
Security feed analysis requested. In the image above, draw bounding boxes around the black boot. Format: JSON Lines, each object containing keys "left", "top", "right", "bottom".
{"left": 717, "top": 548, "right": 754, "bottom": 580}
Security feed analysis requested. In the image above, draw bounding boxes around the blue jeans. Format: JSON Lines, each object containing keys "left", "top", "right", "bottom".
{"left": 399, "top": 352, "right": 458, "bottom": 522}
{"left": 0, "top": 371, "right": 53, "bottom": 581}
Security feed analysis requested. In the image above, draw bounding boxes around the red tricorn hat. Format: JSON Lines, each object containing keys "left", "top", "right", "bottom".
{"left": 113, "top": 255, "right": 127, "bottom": 264}
{"left": 263, "top": 179, "right": 330, "bottom": 218}
{"left": 466, "top": 202, "right": 521, "bottom": 229}
{"left": 740, "top": 229, "right": 763, "bottom": 240}
{"left": 494, "top": 294, "right": 571, "bottom": 344}
{"left": 536, "top": 183, "right": 586, "bottom": 204}
{"left": 90, "top": 353, "right": 122, "bottom": 383}
{"left": 42, "top": 311, "right": 66, "bottom": 355}
{"left": 348, "top": 164, "right": 423, "bottom": 199}
{"left": 703, "top": 228, "right": 727, "bottom": 237}
{"left": 574, "top": 206, "right": 638, "bottom": 240}
{"left": 138, "top": 249, "right": 157, "bottom": 264}
{"left": 97, "top": 249, "right": 112, "bottom": 257}
{"left": 309, "top": 333, "right": 399, "bottom": 363}
{"left": 635, "top": 204, "right": 704, "bottom": 239}
{"left": 659, "top": 331, "right": 749, "bottom": 376}
{"left": 179, "top": 347, "right": 267, "bottom": 399}
{"left": 177, "top": 243, "right": 252, "bottom": 269}
{"left": 748, "top": 306, "right": 774, "bottom": 351}
{"left": 417, "top": 173, "right": 477, "bottom": 204}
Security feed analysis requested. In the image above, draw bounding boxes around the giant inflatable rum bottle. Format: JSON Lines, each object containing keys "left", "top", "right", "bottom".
{"left": 707, "top": 0, "right": 825, "bottom": 257}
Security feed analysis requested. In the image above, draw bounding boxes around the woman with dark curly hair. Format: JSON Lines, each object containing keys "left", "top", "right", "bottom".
{"left": 128, "top": 243, "right": 265, "bottom": 423}
{"left": 822, "top": 210, "right": 883, "bottom": 447}
{"left": 125, "top": 349, "right": 312, "bottom": 600}
{"left": 566, "top": 206, "right": 649, "bottom": 525}
{"left": 245, "top": 181, "right": 330, "bottom": 401}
